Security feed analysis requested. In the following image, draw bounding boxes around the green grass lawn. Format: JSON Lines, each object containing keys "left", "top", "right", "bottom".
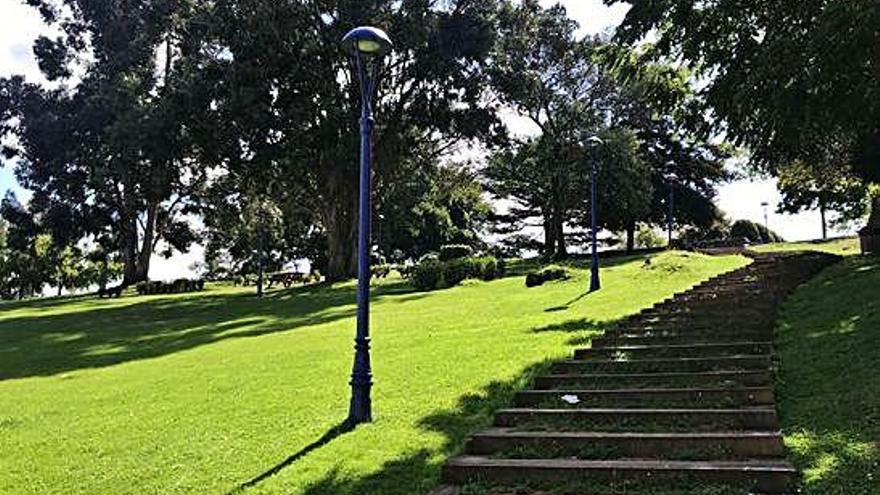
{"left": 0, "top": 252, "right": 747, "bottom": 495}
{"left": 754, "top": 236, "right": 860, "bottom": 256}
{"left": 776, "top": 255, "right": 880, "bottom": 494}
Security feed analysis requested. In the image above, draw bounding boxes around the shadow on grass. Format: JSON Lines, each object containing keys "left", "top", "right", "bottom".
{"left": 240, "top": 360, "right": 557, "bottom": 495}
{"left": 544, "top": 291, "right": 593, "bottom": 312}
{"left": 231, "top": 421, "right": 355, "bottom": 494}
{"left": 0, "top": 281, "right": 427, "bottom": 381}
{"left": 532, "top": 317, "right": 620, "bottom": 346}
{"left": 775, "top": 256, "right": 880, "bottom": 494}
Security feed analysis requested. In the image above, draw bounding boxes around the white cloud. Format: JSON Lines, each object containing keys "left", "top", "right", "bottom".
{"left": 0, "top": 2, "right": 53, "bottom": 84}
{"left": 541, "top": 0, "right": 632, "bottom": 37}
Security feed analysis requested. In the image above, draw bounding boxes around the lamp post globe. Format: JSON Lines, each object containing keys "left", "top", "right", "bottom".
{"left": 584, "top": 135, "right": 604, "bottom": 293}
{"left": 342, "top": 26, "right": 392, "bottom": 427}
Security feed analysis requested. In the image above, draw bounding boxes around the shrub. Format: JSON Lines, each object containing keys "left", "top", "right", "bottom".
{"left": 468, "top": 256, "right": 501, "bottom": 281}
{"left": 439, "top": 244, "right": 473, "bottom": 262}
{"left": 410, "top": 258, "right": 445, "bottom": 291}
{"left": 371, "top": 264, "right": 391, "bottom": 279}
{"left": 443, "top": 259, "right": 470, "bottom": 286}
{"left": 730, "top": 220, "right": 784, "bottom": 244}
{"left": 525, "top": 265, "right": 570, "bottom": 288}
{"left": 134, "top": 279, "right": 207, "bottom": 295}
{"left": 407, "top": 255, "right": 502, "bottom": 291}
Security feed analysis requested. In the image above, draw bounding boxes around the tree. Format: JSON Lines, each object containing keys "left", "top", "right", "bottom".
{"left": 1, "top": 0, "right": 208, "bottom": 286}
{"left": 377, "top": 159, "right": 491, "bottom": 261}
{"left": 194, "top": 0, "right": 502, "bottom": 281}
{"left": 0, "top": 193, "right": 53, "bottom": 298}
{"left": 603, "top": 46, "right": 732, "bottom": 245}
{"left": 587, "top": 127, "right": 653, "bottom": 252}
{"left": 613, "top": 1, "right": 880, "bottom": 212}
{"left": 487, "top": 0, "right": 614, "bottom": 258}
{"left": 777, "top": 160, "right": 870, "bottom": 239}
{"left": 201, "top": 173, "right": 307, "bottom": 293}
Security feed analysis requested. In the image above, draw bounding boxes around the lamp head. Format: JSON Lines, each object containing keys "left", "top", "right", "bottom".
{"left": 583, "top": 135, "right": 604, "bottom": 147}
{"left": 342, "top": 26, "right": 393, "bottom": 56}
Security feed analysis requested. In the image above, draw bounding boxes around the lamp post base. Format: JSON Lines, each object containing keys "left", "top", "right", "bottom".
{"left": 590, "top": 262, "right": 601, "bottom": 293}
{"left": 346, "top": 385, "right": 373, "bottom": 426}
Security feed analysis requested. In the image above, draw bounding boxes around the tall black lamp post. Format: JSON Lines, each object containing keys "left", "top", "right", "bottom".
{"left": 341, "top": 26, "right": 392, "bottom": 427}
{"left": 584, "top": 135, "right": 604, "bottom": 293}
{"left": 663, "top": 164, "right": 676, "bottom": 247}
{"left": 761, "top": 201, "right": 770, "bottom": 234}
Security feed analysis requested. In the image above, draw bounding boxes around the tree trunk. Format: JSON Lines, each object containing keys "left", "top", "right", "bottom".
{"left": 866, "top": 195, "right": 880, "bottom": 230}
{"left": 134, "top": 202, "right": 158, "bottom": 283}
{"left": 120, "top": 215, "right": 139, "bottom": 286}
{"left": 256, "top": 230, "right": 264, "bottom": 298}
{"left": 554, "top": 210, "right": 567, "bottom": 259}
{"left": 626, "top": 221, "right": 636, "bottom": 253}
{"left": 323, "top": 188, "right": 358, "bottom": 282}
{"left": 819, "top": 201, "right": 828, "bottom": 240}
{"left": 543, "top": 212, "right": 556, "bottom": 258}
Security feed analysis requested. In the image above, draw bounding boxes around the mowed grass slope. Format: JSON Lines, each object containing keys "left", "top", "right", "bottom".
{"left": 754, "top": 236, "right": 859, "bottom": 257}
{"left": 0, "top": 252, "right": 747, "bottom": 495}
{"left": 776, "top": 255, "right": 880, "bottom": 494}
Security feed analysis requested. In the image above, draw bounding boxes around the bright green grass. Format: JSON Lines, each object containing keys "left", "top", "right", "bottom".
{"left": 776, "top": 255, "right": 880, "bottom": 494}
{"left": 0, "top": 252, "right": 747, "bottom": 495}
{"left": 753, "top": 236, "right": 860, "bottom": 256}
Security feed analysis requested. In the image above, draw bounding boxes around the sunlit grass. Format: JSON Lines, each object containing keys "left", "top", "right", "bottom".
{"left": 776, "top": 255, "right": 880, "bottom": 495}
{"left": 0, "top": 252, "right": 747, "bottom": 495}
{"left": 754, "top": 236, "right": 859, "bottom": 256}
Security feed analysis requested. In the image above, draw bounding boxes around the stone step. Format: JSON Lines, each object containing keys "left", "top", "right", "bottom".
{"left": 533, "top": 370, "right": 774, "bottom": 390}
{"left": 441, "top": 456, "right": 796, "bottom": 493}
{"left": 634, "top": 313, "right": 775, "bottom": 324}
{"left": 592, "top": 335, "right": 773, "bottom": 347}
{"left": 551, "top": 355, "right": 773, "bottom": 374}
{"left": 575, "top": 342, "right": 773, "bottom": 359}
{"left": 493, "top": 408, "right": 780, "bottom": 431}
{"left": 466, "top": 428, "right": 787, "bottom": 460}
{"left": 513, "top": 387, "right": 775, "bottom": 408}
{"left": 611, "top": 326, "right": 773, "bottom": 338}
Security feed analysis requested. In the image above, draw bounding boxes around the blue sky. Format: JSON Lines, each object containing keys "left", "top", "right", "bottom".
{"left": 0, "top": 1, "right": 853, "bottom": 269}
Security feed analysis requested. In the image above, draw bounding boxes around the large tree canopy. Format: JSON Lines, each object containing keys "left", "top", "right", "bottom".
{"left": 0, "top": 0, "right": 207, "bottom": 285}
{"left": 614, "top": 0, "right": 880, "bottom": 183}
{"left": 194, "top": 0, "right": 503, "bottom": 281}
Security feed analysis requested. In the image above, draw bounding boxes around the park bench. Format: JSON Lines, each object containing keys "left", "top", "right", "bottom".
{"left": 267, "top": 272, "right": 308, "bottom": 289}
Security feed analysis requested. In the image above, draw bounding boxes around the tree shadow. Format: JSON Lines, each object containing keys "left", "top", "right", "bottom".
{"left": 295, "top": 360, "right": 557, "bottom": 495}
{"left": 775, "top": 257, "right": 880, "bottom": 494}
{"left": 531, "top": 317, "right": 619, "bottom": 346}
{"left": 0, "top": 281, "right": 428, "bottom": 381}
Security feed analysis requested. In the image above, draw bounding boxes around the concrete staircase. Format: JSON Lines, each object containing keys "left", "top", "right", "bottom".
{"left": 433, "top": 251, "right": 840, "bottom": 494}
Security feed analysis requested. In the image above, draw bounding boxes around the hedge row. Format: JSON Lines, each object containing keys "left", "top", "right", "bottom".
{"left": 407, "top": 255, "right": 504, "bottom": 291}
{"left": 136, "top": 279, "right": 206, "bottom": 295}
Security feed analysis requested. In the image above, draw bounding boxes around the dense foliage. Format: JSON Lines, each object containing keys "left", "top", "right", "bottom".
{"left": 407, "top": 254, "right": 502, "bottom": 291}
{"left": 614, "top": 0, "right": 879, "bottom": 225}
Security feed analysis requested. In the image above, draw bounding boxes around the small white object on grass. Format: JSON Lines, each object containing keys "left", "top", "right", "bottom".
{"left": 561, "top": 394, "right": 581, "bottom": 405}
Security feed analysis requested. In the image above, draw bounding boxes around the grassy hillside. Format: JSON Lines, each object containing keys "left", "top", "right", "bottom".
{"left": 776, "top": 255, "right": 880, "bottom": 494}
{"left": 0, "top": 252, "right": 747, "bottom": 495}
{"left": 754, "top": 237, "right": 859, "bottom": 256}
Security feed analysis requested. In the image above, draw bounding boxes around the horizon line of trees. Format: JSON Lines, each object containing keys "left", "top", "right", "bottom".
{"left": 0, "top": 0, "right": 873, "bottom": 299}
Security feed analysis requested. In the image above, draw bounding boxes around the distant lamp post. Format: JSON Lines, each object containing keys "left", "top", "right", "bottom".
{"left": 663, "top": 164, "right": 676, "bottom": 248}
{"left": 584, "top": 135, "right": 604, "bottom": 293}
{"left": 761, "top": 201, "right": 770, "bottom": 238}
{"left": 341, "top": 26, "right": 392, "bottom": 427}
